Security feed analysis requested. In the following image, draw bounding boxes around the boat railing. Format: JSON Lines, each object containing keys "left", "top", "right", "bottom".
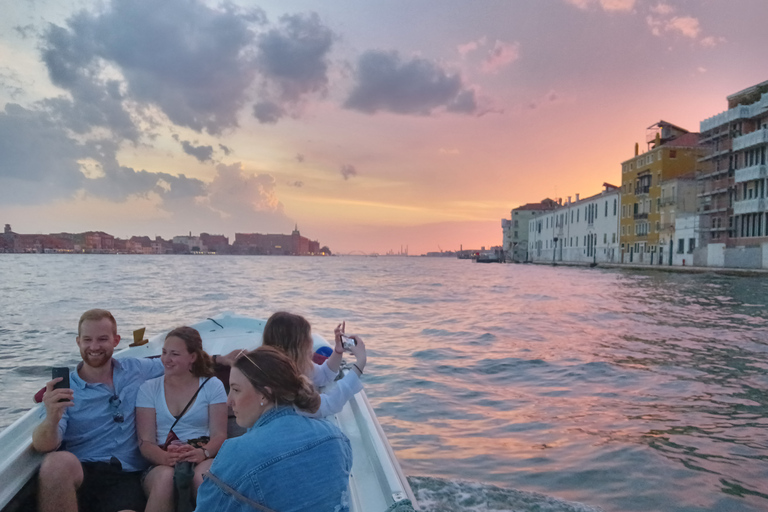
{"left": 0, "top": 405, "right": 44, "bottom": 510}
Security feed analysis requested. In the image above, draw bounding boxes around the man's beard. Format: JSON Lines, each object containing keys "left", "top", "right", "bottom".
{"left": 82, "top": 350, "right": 111, "bottom": 368}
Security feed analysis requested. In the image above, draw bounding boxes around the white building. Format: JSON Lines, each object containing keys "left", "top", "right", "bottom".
{"left": 528, "top": 184, "right": 621, "bottom": 264}
{"left": 502, "top": 199, "right": 558, "bottom": 262}
{"left": 672, "top": 214, "right": 699, "bottom": 266}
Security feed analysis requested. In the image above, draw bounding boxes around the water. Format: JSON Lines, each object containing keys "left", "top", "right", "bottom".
{"left": 1, "top": 254, "right": 767, "bottom": 512}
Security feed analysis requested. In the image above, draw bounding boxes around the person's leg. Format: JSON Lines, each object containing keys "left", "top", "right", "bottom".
{"left": 192, "top": 459, "right": 213, "bottom": 498}
{"left": 142, "top": 465, "right": 174, "bottom": 512}
{"left": 38, "top": 451, "right": 83, "bottom": 512}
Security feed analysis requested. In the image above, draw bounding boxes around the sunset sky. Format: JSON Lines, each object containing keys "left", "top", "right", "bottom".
{"left": 1, "top": 0, "right": 766, "bottom": 254}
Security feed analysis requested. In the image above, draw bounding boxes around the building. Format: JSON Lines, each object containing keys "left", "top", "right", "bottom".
{"left": 619, "top": 121, "right": 706, "bottom": 264}
{"left": 200, "top": 233, "right": 230, "bottom": 254}
{"left": 172, "top": 234, "right": 205, "bottom": 253}
{"left": 658, "top": 173, "right": 697, "bottom": 265}
{"left": 233, "top": 226, "right": 323, "bottom": 256}
{"left": 698, "top": 80, "right": 768, "bottom": 268}
{"left": 502, "top": 199, "right": 558, "bottom": 262}
{"left": 528, "top": 184, "right": 621, "bottom": 264}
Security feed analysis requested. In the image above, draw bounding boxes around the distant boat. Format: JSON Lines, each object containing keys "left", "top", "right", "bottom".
{"left": 475, "top": 252, "right": 501, "bottom": 263}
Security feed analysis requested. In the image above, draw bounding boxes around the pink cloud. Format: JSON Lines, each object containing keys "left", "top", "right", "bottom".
{"left": 457, "top": 37, "right": 486, "bottom": 57}
{"left": 666, "top": 16, "right": 701, "bottom": 39}
{"left": 563, "top": 0, "right": 635, "bottom": 11}
{"left": 481, "top": 41, "right": 520, "bottom": 74}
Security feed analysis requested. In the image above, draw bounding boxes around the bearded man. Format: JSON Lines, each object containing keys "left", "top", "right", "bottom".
{"left": 32, "top": 309, "right": 164, "bottom": 512}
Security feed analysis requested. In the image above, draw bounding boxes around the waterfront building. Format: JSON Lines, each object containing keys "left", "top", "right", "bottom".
{"left": 200, "top": 233, "right": 229, "bottom": 253}
{"left": 502, "top": 199, "right": 558, "bottom": 262}
{"left": 527, "top": 184, "right": 620, "bottom": 265}
{"left": 172, "top": 234, "right": 205, "bottom": 253}
{"left": 698, "top": 80, "right": 768, "bottom": 268}
{"left": 657, "top": 173, "right": 697, "bottom": 265}
{"left": 233, "top": 225, "right": 322, "bottom": 255}
{"left": 619, "top": 121, "right": 706, "bottom": 264}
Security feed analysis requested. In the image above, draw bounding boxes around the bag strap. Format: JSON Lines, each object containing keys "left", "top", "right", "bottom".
{"left": 168, "top": 376, "right": 213, "bottom": 433}
{"left": 204, "top": 470, "right": 278, "bottom": 512}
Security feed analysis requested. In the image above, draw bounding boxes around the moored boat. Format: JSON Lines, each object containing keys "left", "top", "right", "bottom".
{"left": 0, "top": 312, "right": 416, "bottom": 512}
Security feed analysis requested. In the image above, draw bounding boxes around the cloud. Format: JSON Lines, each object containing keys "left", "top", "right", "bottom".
{"left": 180, "top": 140, "right": 214, "bottom": 162}
{"left": 481, "top": 41, "right": 520, "bottom": 74}
{"left": 40, "top": 0, "right": 265, "bottom": 135}
{"left": 457, "top": 37, "right": 486, "bottom": 57}
{"left": 13, "top": 25, "right": 36, "bottom": 39}
{"left": 218, "top": 144, "right": 232, "bottom": 156}
{"left": 645, "top": 4, "right": 723, "bottom": 46}
{"left": 0, "top": 102, "right": 207, "bottom": 206}
{"left": 564, "top": 0, "right": 635, "bottom": 11}
{"left": 344, "top": 50, "right": 479, "bottom": 116}
{"left": 252, "top": 101, "right": 285, "bottom": 124}
{"left": 666, "top": 16, "right": 700, "bottom": 39}
{"left": 0, "top": 103, "right": 87, "bottom": 203}
{"left": 340, "top": 164, "right": 358, "bottom": 180}
{"left": 204, "top": 162, "right": 288, "bottom": 222}
{"left": 290, "top": 180, "right": 304, "bottom": 187}
{"left": 252, "top": 12, "right": 335, "bottom": 124}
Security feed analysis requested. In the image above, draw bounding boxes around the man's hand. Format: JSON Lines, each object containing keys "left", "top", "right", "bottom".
{"left": 42, "top": 378, "right": 74, "bottom": 424}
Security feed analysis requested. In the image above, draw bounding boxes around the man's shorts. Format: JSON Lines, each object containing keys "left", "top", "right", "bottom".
{"left": 79, "top": 458, "right": 146, "bottom": 512}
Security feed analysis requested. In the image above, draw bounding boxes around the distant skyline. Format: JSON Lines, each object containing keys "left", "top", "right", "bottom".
{"left": 1, "top": 0, "right": 766, "bottom": 254}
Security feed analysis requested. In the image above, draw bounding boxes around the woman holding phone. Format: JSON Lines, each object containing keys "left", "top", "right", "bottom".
{"left": 261, "top": 311, "right": 367, "bottom": 418}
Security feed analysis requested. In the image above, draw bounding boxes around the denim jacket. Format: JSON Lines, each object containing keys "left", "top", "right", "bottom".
{"left": 194, "top": 406, "right": 352, "bottom": 512}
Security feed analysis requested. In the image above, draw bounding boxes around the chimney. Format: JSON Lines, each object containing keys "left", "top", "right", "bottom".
{"left": 575, "top": 193, "right": 580, "bottom": 202}
{"left": 635, "top": 142, "right": 639, "bottom": 156}
{"left": 567, "top": 196, "right": 571, "bottom": 205}
{"left": 558, "top": 198, "right": 562, "bottom": 206}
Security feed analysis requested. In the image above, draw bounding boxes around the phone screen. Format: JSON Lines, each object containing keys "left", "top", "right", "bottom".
{"left": 52, "top": 367, "right": 70, "bottom": 401}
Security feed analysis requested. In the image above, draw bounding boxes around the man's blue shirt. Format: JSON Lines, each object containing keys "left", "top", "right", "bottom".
{"left": 42, "top": 357, "right": 164, "bottom": 472}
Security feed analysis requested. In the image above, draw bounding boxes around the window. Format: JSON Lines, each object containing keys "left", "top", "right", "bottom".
{"left": 613, "top": 199, "right": 617, "bottom": 216}
{"left": 603, "top": 233, "right": 607, "bottom": 243}
{"left": 677, "top": 238, "right": 684, "bottom": 254}
{"left": 688, "top": 238, "right": 695, "bottom": 253}
{"left": 612, "top": 233, "right": 616, "bottom": 243}
{"left": 605, "top": 201, "right": 608, "bottom": 216}
{"left": 669, "top": 150, "right": 677, "bottom": 158}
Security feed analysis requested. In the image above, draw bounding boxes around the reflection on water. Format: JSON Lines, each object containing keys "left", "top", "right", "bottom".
{"left": 1, "top": 255, "right": 767, "bottom": 512}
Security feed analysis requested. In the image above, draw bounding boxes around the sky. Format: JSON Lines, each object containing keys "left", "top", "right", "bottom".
{"left": 1, "top": 0, "right": 767, "bottom": 255}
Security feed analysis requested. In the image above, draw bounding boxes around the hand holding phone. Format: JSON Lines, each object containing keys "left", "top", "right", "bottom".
{"left": 51, "top": 367, "right": 71, "bottom": 403}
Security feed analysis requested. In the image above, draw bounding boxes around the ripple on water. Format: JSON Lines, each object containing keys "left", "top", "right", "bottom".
{"left": 409, "top": 476, "right": 605, "bottom": 512}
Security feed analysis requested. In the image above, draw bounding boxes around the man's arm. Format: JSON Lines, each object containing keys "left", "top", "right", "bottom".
{"left": 32, "top": 378, "right": 73, "bottom": 453}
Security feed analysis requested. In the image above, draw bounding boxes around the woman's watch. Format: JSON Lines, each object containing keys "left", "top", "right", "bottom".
{"left": 203, "top": 448, "right": 211, "bottom": 459}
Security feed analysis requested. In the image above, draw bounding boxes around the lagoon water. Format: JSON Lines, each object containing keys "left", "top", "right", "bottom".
{"left": 1, "top": 254, "right": 767, "bottom": 512}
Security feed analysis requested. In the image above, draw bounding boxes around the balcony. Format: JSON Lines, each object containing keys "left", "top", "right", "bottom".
{"left": 634, "top": 212, "right": 648, "bottom": 220}
{"left": 732, "top": 128, "right": 768, "bottom": 152}
{"left": 735, "top": 163, "right": 768, "bottom": 184}
{"left": 733, "top": 197, "right": 767, "bottom": 215}
{"left": 700, "top": 105, "right": 751, "bottom": 132}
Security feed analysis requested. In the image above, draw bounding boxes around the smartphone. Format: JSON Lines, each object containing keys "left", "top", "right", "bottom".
{"left": 341, "top": 335, "right": 357, "bottom": 351}
{"left": 52, "top": 367, "right": 70, "bottom": 402}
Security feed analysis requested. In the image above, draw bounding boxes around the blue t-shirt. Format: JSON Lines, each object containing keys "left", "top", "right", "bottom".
{"left": 43, "top": 357, "right": 164, "bottom": 472}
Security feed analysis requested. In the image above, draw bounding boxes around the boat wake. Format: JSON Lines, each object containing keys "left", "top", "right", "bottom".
{"left": 408, "top": 476, "right": 605, "bottom": 512}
